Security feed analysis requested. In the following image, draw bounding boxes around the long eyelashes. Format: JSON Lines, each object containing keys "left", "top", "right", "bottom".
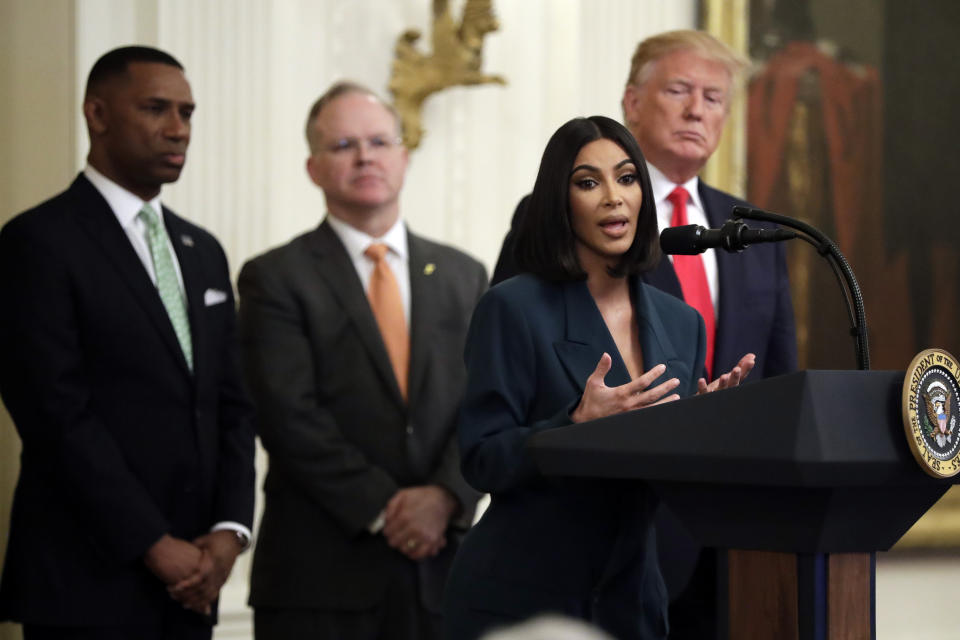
{"left": 572, "top": 174, "right": 637, "bottom": 190}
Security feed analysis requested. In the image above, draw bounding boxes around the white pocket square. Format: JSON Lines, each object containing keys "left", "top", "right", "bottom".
{"left": 204, "top": 288, "right": 229, "bottom": 306}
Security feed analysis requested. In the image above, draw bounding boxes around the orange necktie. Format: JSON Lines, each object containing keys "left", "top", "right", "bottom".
{"left": 667, "top": 186, "right": 715, "bottom": 378}
{"left": 364, "top": 243, "right": 409, "bottom": 399}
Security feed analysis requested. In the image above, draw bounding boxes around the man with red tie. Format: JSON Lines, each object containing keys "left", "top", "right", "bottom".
{"left": 619, "top": 30, "right": 796, "bottom": 385}
{"left": 618, "top": 29, "right": 797, "bottom": 640}
{"left": 491, "top": 30, "right": 797, "bottom": 640}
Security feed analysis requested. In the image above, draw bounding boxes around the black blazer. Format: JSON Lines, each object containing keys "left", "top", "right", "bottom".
{"left": 443, "top": 274, "right": 705, "bottom": 640}
{"left": 492, "top": 183, "right": 797, "bottom": 379}
{"left": 0, "top": 174, "right": 255, "bottom": 626}
{"left": 238, "top": 220, "right": 487, "bottom": 614}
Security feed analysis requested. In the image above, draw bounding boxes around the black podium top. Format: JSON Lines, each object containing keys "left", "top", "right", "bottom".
{"left": 530, "top": 370, "right": 951, "bottom": 552}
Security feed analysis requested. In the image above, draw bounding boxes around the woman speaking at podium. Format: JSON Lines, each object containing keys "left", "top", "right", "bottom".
{"left": 443, "top": 116, "right": 753, "bottom": 640}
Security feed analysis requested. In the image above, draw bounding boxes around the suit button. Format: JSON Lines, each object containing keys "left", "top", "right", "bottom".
{"left": 184, "top": 485, "right": 195, "bottom": 494}
{"left": 406, "top": 425, "right": 414, "bottom": 435}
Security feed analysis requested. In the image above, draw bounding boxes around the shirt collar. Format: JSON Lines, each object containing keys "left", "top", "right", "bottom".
{"left": 325, "top": 213, "right": 408, "bottom": 262}
{"left": 84, "top": 164, "right": 164, "bottom": 229}
{"left": 648, "top": 162, "right": 703, "bottom": 226}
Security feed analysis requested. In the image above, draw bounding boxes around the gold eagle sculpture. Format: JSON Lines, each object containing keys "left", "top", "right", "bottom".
{"left": 389, "top": 0, "right": 506, "bottom": 149}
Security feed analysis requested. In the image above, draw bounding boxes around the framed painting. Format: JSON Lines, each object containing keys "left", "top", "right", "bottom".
{"left": 702, "top": 0, "right": 960, "bottom": 548}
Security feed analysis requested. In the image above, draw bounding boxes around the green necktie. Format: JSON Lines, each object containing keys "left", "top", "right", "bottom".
{"left": 139, "top": 204, "right": 193, "bottom": 371}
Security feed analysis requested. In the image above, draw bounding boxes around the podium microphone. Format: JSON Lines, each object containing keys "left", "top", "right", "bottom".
{"left": 690, "top": 204, "right": 869, "bottom": 370}
{"left": 660, "top": 219, "right": 797, "bottom": 255}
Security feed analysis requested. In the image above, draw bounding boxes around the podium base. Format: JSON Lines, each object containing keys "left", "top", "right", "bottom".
{"left": 726, "top": 550, "right": 874, "bottom": 640}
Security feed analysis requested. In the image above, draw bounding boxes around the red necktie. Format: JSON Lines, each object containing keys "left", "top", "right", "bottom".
{"left": 365, "top": 243, "right": 409, "bottom": 400}
{"left": 667, "top": 186, "right": 715, "bottom": 378}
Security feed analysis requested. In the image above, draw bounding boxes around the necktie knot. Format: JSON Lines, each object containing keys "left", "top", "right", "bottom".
{"left": 365, "top": 243, "right": 389, "bottom": 262}
{"left": 139, "top": 203, "right": 161, "bottom": 229}
{"left": 668, "top": 186, "right": 689, "bottom": 226}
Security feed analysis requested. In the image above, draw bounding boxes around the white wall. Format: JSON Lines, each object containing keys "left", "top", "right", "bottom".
{"left": 148, "top": 0, "right": 697, "bottom": 278}
{"left": 0, "top": 2, "right": 76, "bottom": 639}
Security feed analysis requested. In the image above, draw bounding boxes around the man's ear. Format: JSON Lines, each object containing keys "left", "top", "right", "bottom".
{"left": 83, "top": 96, "right": 109, "bottom": 136}
{"left": 306, "top": 154, "right": 321, "bottom": 187}
{"left": 621, "top": 84, "right": 639, "bottom": 122}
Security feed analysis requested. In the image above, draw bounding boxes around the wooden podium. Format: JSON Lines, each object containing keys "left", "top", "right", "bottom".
{"left": 528, "top": 370, "right": 951, "bottom": 640}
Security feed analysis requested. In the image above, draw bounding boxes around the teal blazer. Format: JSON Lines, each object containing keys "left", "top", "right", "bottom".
{"left": 443, "top": 273, "right": 705, "bottom": 640}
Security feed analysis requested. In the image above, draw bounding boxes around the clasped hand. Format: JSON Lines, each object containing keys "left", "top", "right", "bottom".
{"left": 382, "top": 485, "right": 457, "bottom": 561}
{"left": 144, "top": 531, "right": 242, "bottom": 615}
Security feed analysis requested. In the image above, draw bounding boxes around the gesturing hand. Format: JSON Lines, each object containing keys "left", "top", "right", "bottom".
{"left": 696, "top": 353, "right": 756, "bottom": 395}
{"left": 571, "top": 354, "right": 680, "bottom": 424}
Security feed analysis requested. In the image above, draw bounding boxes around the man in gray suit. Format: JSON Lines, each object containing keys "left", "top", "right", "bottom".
{"left": 238, "top": 81, "right": 487, "bottom": 640}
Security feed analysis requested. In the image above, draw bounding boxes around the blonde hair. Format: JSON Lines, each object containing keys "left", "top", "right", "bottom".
{"left": 625, "top": 30, "right": 748, "bottom": 89}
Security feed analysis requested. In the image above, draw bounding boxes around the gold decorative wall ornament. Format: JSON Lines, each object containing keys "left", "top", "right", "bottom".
{"left": 389, "top": 0, "right": 506, "bottom": 150}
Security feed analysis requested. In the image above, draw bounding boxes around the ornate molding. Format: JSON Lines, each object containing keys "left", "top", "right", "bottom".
{"left": 388, "top": 0, "right": 506, "bottom": 150}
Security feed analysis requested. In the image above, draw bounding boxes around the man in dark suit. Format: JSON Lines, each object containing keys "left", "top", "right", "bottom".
{"left": 239, "top": 81, "right": 487, "bottom": 640}
{"left": 491, "top": 30, "right": 797, "bottom": 640}
{"left": 0, "top": 47, "right": 256, "bottom": 640}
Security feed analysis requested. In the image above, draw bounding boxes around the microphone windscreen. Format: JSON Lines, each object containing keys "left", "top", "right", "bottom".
{"left": 660, "top": 225, "right": 704, "bottom": 255}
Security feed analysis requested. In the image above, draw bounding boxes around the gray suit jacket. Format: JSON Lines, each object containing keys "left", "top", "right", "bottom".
{"left": 238, "top": 219, "right": 487, "bottom": 613}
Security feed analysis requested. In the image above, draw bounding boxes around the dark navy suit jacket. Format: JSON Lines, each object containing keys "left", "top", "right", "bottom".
{"left": 443, "top": 274, "right": 705, "bottom": 640}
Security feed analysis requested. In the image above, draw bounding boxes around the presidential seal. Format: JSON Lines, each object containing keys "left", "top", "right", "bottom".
{"left": 902, "top": 349, "right": 960, "bottom": 478}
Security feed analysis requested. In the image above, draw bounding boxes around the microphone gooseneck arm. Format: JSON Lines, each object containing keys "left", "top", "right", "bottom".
{"left": 731, "top": 206, "right": 870, "bottom": 371}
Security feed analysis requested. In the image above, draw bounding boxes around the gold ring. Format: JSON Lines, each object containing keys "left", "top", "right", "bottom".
{"left": 406, "top": 539, "right": 417, "bottom": 549}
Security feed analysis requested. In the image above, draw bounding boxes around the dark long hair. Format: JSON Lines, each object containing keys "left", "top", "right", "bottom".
{"left": 513, "top": 115, "right": 660, "bottom": 281}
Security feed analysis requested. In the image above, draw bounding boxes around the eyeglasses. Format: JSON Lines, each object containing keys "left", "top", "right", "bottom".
{"left": 324, "top": 135, "right": 403, "bottom": 154}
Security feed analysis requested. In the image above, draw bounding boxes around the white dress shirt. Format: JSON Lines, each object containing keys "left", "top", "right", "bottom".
{"left": 326, "top": 213, "right": 411, "bottom": 327}
{"left": 648, "top": 162, "right": 719, "bottom": 312}
{"left": 83, "top": 164, "right": 252, "bottom": 548}
{"left": 84, "top": 164, "right": 186, "bottom": 293}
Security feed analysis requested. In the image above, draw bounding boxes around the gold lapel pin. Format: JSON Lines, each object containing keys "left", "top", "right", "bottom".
{"left": 423, "top": 263, "right": 436, "bottom": 275}
{"left": 181, "top": 234, "right": 195, "bottom": 247}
